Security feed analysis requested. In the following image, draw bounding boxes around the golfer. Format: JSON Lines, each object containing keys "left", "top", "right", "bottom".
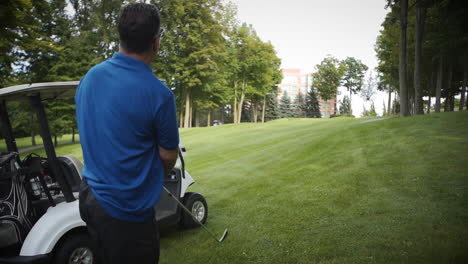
{"left": 75, "top": 3, "right": 179, "bottom": 264}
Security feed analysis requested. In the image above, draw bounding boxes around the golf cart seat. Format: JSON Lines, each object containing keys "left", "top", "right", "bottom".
{"left": 57, "top": 156, "right": 83, "bottom": 192}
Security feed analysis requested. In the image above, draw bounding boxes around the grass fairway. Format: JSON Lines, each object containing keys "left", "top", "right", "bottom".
{"left": 14, "top": 112, "right": 468, "bottom": 263}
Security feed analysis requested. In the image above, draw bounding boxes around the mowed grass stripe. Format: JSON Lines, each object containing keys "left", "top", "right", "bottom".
{"left": 11, "top": 112, "right": 468, "bottom": 263}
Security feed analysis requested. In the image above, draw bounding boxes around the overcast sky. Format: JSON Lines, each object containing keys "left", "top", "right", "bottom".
{"left": 231, "top": 0, "right": 389, "bottom": 73}
{"left": 231, "top": 0, "right": 390, "bottom": 116}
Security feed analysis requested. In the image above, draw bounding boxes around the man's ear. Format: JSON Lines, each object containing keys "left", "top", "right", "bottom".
{"left": 153, "top": 37, "right": 160, "bottom": 53}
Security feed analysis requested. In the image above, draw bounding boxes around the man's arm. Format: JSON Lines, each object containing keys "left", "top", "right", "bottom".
{"left": 154, "top": 92, "right": 180, "bottom": 176}
{"left": 159, "top": 146, "right": 178, "bottom": 177}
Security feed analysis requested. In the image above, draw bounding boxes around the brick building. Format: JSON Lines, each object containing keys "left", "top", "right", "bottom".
{"left": 277, "top": 68, "right": 337, "bottom": 118}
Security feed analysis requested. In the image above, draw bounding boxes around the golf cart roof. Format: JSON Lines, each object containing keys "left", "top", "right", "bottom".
{"left": 0, "top": 81, "right": 79, "bottom": 101}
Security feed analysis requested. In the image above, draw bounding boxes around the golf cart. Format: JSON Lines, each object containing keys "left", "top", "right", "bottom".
{"left": 0, "top": 81, "right": 208, "bottom": 264}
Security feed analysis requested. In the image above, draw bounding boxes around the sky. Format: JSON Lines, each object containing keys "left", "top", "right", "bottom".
{"left": 231, "top": 0, "right": 390, "bottom": 116}
{"left": 231, "top": 0, "right": 388, "bottom": 72}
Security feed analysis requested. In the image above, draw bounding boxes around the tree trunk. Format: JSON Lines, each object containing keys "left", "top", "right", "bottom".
{"left": 183, "top": 91, "right": 190, "bottom": 128}
{"left": 414, "top": 3, "right": 426, "bottom": 115}
{"left": 54, "top": 135, "right": 58, "bottom": 147}
{"left": 349, "top": 88, "right": 353, "bottom": 116}
{"left": 447, "top": 62, "right": 453, "bottom": 112}
{"left": 387, "top": 89, "right": 392, "bottom": 116}
{"left": 435, "top": 56, "right": 443, "bottom": 112}
{"left": 189, "top": 102, "right": 193, "bottom": 128}
{"left": 179, "top": 109, "right": 184, "bottom": 128}
{"left": 399, "top": 0, "right": 410, "bottom": 117}
{"left": 444, "top": 96, "right": 450, "bottom": 112}
{"left": 427, "top": 59, "right": 435, "bottom": 114}
{"left": 466, "top": 89, "right": 468, "bottom": 110}
{"left": 221, "top": 106, "right": 225, "bottom": 124}
{"left": 207, "top": 110, "right": 211, "bottom": 127}
{"left": 261, "top": 95, "right": 266, "bottom": 123}
{"left": 253, "top": 103, "right": 258, "bottom": 123}
{"left": 460, "top": 66, "right": 467, "bottom": 111}
{"left": 237, "top": 80, "right": 246, "bottom": 123}
{"left": 426, "top": 96, "right": 431, "bottom": 114}
{"left": 72, "top": 127, "right": 75, "bottom": 143}
{"left": 194, "top": 109, "right": 199, "bottom": 127}
{"left": 233, "top": 82, "right": 238, "bottom": 124}
{"left": 31, "top": 131, "right": 36, "bottom": 146}
{"left": 450, "top": 95, "right": 455, "bottom": 111}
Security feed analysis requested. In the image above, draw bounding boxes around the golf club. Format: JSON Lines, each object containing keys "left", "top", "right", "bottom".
{"left": 163, "top": 186, "right": 228, "bottom": 243}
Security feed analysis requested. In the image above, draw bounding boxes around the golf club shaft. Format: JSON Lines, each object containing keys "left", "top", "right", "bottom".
{"left": 163, "top": 186, "right": 224, "bottom": 242}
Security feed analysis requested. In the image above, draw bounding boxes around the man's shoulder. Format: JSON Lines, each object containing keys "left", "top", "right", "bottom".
{"left": 147, "top": 75, "right": 174, "bottom": 99}
{"left": 80, "top": 60, "right": 110, "bottom": 82}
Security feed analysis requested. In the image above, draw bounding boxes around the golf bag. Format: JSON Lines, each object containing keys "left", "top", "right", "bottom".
{"left": 0, "top": 152, "right": 36, "bottom": 251}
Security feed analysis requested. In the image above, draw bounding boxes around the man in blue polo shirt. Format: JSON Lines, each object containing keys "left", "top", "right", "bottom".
{"left": 75, "top": 3, "right": 179, "bottom": 264}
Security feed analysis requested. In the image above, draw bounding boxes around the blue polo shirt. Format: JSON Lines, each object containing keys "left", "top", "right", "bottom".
{"left": 75, "top": 52, "right": 179, "bottom": 222}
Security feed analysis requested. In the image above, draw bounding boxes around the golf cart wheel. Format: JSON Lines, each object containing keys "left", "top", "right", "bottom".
{"left": 53, "top": 232, "right": 96, "bottom": 264}
{"left": 182, "top": 192, "right": 208, "bottom": 229}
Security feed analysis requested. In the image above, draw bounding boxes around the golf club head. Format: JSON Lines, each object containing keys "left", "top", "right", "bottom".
{"left": 218, "top": 229, "right": 228, "bottom": 243}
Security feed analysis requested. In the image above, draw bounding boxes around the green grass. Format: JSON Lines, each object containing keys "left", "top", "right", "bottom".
{"left": 0, "top": 134, "right": 79, "bottom": 153}
{"left": 8, "top": 112, "right": 468, "bottom": 263}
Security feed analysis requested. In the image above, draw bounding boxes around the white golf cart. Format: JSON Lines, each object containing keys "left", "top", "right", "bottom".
{"left": 0, "top": 82, "right": 208, "bottom": 264}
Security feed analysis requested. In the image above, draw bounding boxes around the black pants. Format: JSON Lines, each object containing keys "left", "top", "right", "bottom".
{"left": 79, "top": 180, "right": 159, "bottom": 264}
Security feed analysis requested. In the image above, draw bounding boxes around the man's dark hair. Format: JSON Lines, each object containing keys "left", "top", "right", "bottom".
{"left": 118, "top": 3, "right": 160, "bottom": 54}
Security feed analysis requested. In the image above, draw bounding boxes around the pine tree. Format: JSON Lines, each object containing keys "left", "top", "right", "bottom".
{"left": 279, "top": 91, "right": 293, "bottom": 118}
{"left": 305, "top": 88, "right": 321, "bottom": 118}
{"left": 295, "top": 90, "right": 306, "bottom": 117}
{"left": 264, "top": 93, "right": 279, "bottom": 121}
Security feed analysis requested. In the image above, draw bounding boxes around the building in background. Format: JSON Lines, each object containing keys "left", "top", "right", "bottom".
{"left": 277, "top": 68, "right": 337, "bottom": 118}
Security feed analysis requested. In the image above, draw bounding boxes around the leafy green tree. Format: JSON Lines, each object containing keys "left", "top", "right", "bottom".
{"left": 305, "top": 88, "right": 321, "bottom": 118}
{"left": 312, "top": 56, "right": 344, "bottom": 101}
{"left": 379, "top": 0, "right": 468, "bottom": 116}
{"left": 0, "top": 0, "right": 55, "bottom": 87}
{"left": 152, "top": 0, "right": 225, "bottom": 128}
{"left": 226, "top": 24, "right": 281, "bottom": 124}
{"left": 341, "top": 57, "right": 368, "bottom": 115}
{"left": 45, "top": 100, "right": 74, "bottom": 146}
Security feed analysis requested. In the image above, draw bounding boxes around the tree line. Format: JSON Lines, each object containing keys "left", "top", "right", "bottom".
{"left": 376, "top": 0, "right": 468, "bottom": 116}
{"left": 0, "top": 0, "right": 282, "bottom": 143}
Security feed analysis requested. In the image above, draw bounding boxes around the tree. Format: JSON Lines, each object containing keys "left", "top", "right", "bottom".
{"left": 0, "top": 0, "right": 51, "bottom": 87}
{"left": 379, "top": 0, "right": 468, "bottom": 116}
{"left": 375, "top": 9, "right": 399, "bottom": 116}
{"left": 361, "top": 72, "right": 377, "bottom": 103}
{"left": 227, "top": 24, "right": 282, "bottom": 124}
{"left": 341, "top": 57, "right": 368, "bottom": 115}
{"left": 304, "top": 88, "right": 321, "bottom": 118}
{"left": 279, "top": 91, "right": 293, "bottom": 118}
{"left": 264, "top": 93, "right": 279, "bottom": 121}
{"left": 45, "top": 100, "right": 74, "bottom": 146}
{"left": 312, "top": 56, "right": 344, "bottom": 101}
{"left": 339, "top": 96, "right": 351, "bottom": 115}
{"left": 295, "top": 90, "right": 306, "bottom": 117}
{"left": 383, "top": 100, "right": 387, "bottom": 116}
{"left": 413, "top": 0, "right": 427, "bottom": 114}
{"left": 153, "top": 0, "right": 226, "bottom": 128}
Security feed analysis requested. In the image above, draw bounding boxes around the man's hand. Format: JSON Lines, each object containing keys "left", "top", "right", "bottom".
{"left": 159, "top": 146, "right": 178, "bottom": 177}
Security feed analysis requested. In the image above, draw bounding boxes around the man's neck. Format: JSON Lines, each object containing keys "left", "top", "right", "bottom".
{"left": 118, "top": 48, "right": 153, "bottom": 65}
